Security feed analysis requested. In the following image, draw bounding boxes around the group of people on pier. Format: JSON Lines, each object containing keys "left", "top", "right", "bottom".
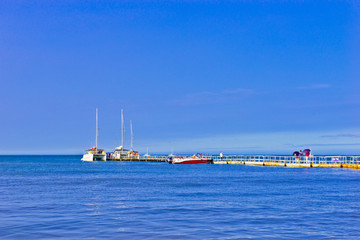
{"left": 293, "top": 149, "right": 312, "bottom": 163}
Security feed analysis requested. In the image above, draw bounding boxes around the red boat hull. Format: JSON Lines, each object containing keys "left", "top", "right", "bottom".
{"left": 172, "top": 159, "right": 213, "bottom": 164}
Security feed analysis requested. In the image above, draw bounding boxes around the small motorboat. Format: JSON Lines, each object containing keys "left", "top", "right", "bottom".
{"left": 168, "top": 153, "right": 213, "bottom": 164}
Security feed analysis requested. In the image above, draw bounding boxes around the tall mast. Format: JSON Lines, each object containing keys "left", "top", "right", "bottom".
{"left": 95, "top": 108, "right": 98, "bottom": 149}
{"left": 121, "top": 109, "right": 124, "bottom": 147}
{"left": 130, "top": 120, "right": 133, "bottom": 150}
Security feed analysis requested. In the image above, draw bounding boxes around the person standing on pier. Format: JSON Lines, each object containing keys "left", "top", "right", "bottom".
{"left": 299, "top": 150, "right": 303, "bottom": 162}
{"left": 303, "top": 149, "right": 311, "bottom": 163}
{"left": 220, "top": 152, "right": 223, "bottom": 160}
{"left": 293, "top": 151, "right": 300, "bottom": 163}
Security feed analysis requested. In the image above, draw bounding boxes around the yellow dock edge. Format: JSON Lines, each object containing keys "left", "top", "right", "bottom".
{"left": 342, "top": 164, "right": 360, "bottom": 169}
{"left": 213, "top": 160, "right": 360, "bottom": 169}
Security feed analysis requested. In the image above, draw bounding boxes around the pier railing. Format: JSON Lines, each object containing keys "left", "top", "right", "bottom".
{"left": 109, "top": 154, "right": 359, "bottom": 169}
{"left": 207, "top": 155, "right": 360, "bottom": 168}
{"left": 107, "top": 155, "right": 169, "bottom": 162}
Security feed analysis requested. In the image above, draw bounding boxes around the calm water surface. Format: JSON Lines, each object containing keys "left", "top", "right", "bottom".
{"left": 0, "top": 155, "right": 359, "bottom": 239}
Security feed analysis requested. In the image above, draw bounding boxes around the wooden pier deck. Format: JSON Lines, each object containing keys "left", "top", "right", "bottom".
{"left": 105, "top": 155, "right": 360, "bottom": 169}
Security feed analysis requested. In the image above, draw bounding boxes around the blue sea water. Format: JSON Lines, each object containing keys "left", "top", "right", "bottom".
{"left": 0, "top": 155, "right": 359, "bottom": 239}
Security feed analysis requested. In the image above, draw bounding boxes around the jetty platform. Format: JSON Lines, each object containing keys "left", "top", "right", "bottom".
{"left": 105, "top": 155, "right": 360, "bottom": 169}
{"left": 211, "top": 155, "right": 360, "bottom": 169}
{"left": 107, "top": 156, "right": 166, "bottom": 162}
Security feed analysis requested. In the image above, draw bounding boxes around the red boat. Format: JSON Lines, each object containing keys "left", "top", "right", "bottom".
{"left": 168, "top": 153, "right": 213, "bottom": 164}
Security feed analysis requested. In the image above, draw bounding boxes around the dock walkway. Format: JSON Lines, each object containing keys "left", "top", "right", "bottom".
{"left": 106, "top": 155, "right": 360, "bottom": 169}
{"left": 106, "top": 155, "right": 167, "bottom": 162}
{"left": 212, "top": 155, "right": 360, "bottom": 169}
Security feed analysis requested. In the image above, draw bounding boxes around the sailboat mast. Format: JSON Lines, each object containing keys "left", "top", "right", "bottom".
{"left": 95, "top": 108, "right": 98, "bottom": 149}
{"left": 121, "top": 109, "right": 124, "bottom": 147}
{"left": 130, "top": 120, "right": 133, "bottom": 150}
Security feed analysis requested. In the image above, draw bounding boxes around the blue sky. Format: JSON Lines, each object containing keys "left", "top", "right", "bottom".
{"left": 1, "top": 1, "right": 360, "bottom": 155}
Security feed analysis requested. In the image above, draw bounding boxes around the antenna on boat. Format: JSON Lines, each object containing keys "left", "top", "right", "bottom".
{"left": 95, "top": 108, "right": 98, "bottom": 149}
{"left": 121, "top": 109, "right": 124, "bottom": 148}
{"left": 130, "top": 120, "right": 134, "bottom": 150}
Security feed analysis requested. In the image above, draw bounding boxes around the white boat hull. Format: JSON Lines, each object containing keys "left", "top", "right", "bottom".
{"left": 81, "top": 153, "right": 106, "bottom": 161}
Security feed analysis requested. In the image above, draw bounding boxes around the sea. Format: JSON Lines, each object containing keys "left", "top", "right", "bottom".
{"left": 0, "top": 155, "right": 359, "bottom": 239}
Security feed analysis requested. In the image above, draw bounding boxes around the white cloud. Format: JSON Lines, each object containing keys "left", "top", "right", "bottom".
{"left": 172, "top": 88, "right": 255, "bottom": 105}
{"left": 321, "top": 134, "right": 360, "bottom": 138}
{"left": 297, "top": 84, "right": 331, "bottom": 90}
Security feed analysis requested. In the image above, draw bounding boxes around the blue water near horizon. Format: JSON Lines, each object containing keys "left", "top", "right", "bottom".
{"left": 0, "top": 155, "right": 359, "bottom": 239}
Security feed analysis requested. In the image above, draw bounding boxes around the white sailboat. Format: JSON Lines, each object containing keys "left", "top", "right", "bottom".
{"left": 113, "top": 109, "right": 128, "bottom": 159}
{"left": 81, "top": 108, "right": 106, "bottom": 161}
{"left": 128, "top": 120, "right": 139, "bottom": 159}
{"left": 111, "top": 110, "right": 139, "bottom": 159}
{"left": 130, "top": 120, "right": 133, "bottom": 150}
{"left": 144, "top": 147, "right": 150, "bottom": 158}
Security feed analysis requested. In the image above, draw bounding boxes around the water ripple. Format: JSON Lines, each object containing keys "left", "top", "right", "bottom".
{"left": 0, "top": 156, "right": 359, "bottom": 239}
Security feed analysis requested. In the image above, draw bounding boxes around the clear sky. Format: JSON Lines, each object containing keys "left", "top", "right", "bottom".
{"left": 1, "top": 1, "right": 360, "bottom": 155}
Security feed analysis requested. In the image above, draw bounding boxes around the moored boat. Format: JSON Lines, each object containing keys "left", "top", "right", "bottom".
{"left": 168, "top": 153, "right": 213, "bottom": 164}
{"left": 81, "top": 108, "right": 106, "bottom": 161}
{"left": 112, "top": 145, "right": 128, "bottom": 159}
{"left": 82, "top": 147, "right": 106, "bottom": 161}
{"left": 109, "top": 110, "right": 139, "bottom": 160}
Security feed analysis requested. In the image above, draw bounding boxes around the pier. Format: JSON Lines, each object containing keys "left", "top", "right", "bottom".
{"left": 106, "top": 154, "right": 360, "bottom": 169}
{"left": 211, "top": 155, "right": 360, "bottom": 169}
{"left": 106, "top": 155, "right": 168, "bottom": 162}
